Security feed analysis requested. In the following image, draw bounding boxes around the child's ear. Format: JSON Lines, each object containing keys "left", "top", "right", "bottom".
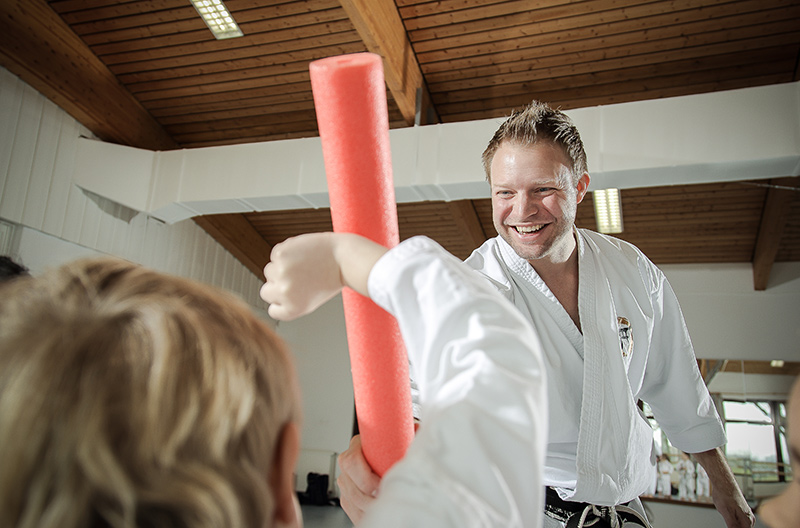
{"left": 270, "top": 422, "right": 302, "bottom": 528}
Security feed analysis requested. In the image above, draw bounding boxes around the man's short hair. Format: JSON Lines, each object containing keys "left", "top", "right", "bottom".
{"left": 482, "top": 100, "right": 588, "bottom": 184}
{"left": 0, "top": 257, "right": 300, "bottom": 528}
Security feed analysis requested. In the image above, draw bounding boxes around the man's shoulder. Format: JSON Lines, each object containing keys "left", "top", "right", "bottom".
{"left": 464, "top": 237, "right": 501, "bottom": 269}
{"left": 463, "top": 237, "right": 516, "bottom": 297}
{"left": 579, "top": 229, "right": 655, "bottom": 267}
{"left": 579, "top": 229, "right": 665, "bottom": 294}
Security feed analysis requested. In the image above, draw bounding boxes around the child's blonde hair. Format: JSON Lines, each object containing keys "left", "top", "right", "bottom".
{"left": 0, "top": 257, "right": 300, "bottom": 528}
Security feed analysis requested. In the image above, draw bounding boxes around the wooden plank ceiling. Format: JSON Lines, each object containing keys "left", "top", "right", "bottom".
{"left": 0, "top": 0, "right": 799, "bottom": 289}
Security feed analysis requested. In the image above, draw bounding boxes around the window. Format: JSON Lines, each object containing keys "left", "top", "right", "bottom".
{"left": 723, "top": 400, "right": 791, "bottom": 483}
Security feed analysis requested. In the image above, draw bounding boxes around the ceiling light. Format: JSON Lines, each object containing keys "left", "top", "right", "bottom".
{"left": 593, "top": 188, "right": 624, "bottom": 234}
{"left": 770, "top": 360, "right": 785, "bottom": 368}
{"left": 190, "top": 0, "right": 243, "bottom": 40}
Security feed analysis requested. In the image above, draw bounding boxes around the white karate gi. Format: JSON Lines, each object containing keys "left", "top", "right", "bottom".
{"left": 677, "top": 458, "right": 696, "bottom": 501}
{"left": 362, "top": 236, "right": 548, "bottom": 528}
{"left": 657, "top": 459, "right": 674, "bottom": 497}
{"left": 463, "top": 229, "right": 726, "bottom": 507}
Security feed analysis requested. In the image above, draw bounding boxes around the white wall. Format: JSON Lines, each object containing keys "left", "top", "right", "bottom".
{"left": 662, "top": 262, "right": 800, "bottom": 363}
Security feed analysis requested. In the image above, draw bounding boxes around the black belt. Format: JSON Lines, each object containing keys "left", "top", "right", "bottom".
{"left": 545, "top": 487, "right": 592, "bottom": 521}
{"left": 544, "top": 487, "right": 650, "bottom": 527}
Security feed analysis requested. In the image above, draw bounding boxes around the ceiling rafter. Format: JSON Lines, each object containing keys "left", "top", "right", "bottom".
{"left": 0, "top": 0, "right": 176, "bottom": 151}
{"left": 752, "top": 177, "right": 799, "bottom": 290}
{"left": 339, "top": 0, "right": 438, "bottom": 125}
{"left": 448, "top": 199, "right": 487, "bottom": 250}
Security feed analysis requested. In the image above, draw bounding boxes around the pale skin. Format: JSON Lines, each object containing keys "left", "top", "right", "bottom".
{"left": 758, "top": 377, "right": 800, "bottom": 528}
{"left": 331, "top": 141, "right": 754, "bottom": 527}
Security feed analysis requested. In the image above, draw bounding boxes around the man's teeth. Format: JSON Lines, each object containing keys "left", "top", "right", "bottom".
{"left": 515, "top": 225, "right": 544, "bottom": 234}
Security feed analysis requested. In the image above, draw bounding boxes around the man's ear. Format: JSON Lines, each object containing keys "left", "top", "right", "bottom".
{"left": 270, "top": 422, "right": 301, "bottom": 527}
{"left": 575, "top": 172, "right": 591, "bottom": 204}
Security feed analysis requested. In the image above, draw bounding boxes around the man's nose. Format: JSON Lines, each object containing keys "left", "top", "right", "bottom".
{"left": 516, "top": 195, "right": 539, "bottom": 216}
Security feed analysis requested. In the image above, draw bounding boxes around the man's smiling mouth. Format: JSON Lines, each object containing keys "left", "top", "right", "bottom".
{"left": 513, "top": 225, "right": 545, "bottom": 234}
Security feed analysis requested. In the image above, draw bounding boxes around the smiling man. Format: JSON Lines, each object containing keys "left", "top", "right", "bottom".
{"left": 337, "top": 101, "right": 756, "bottom": 528}
{"left": 463, "top": 101, "right": 754, "bottom": 528}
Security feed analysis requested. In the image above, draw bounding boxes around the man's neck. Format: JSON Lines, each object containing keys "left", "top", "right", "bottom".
{"left": 529, "top": 239, "right": 581, "bottom": 331}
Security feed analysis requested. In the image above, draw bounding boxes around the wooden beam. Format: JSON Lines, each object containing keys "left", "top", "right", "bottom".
{"left": 193, "top": 214, "right": 273, "bottom": 279}
{"left": 0, "top": 0, "right": 177, "bottom": 150}
{"left": 752, "top": 177, "right": 798, "bottom": 290}
{"left": 339, "top": 0, "right": 439, "bottom": 126}
{"left": 448, "top": 199, "right": 487, "bottom": 250}
{"left": 701, "top": 359, "right": 728, "bottom": 384}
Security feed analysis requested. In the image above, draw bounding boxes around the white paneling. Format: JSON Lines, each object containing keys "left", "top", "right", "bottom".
{"left": 176, "top": 220, "right": 195, "bottom": 279}
{"left": 0, "top": 66, "right": 266, "bottom": 315}
{"left": 123, "top": 213, "right": 146, "bottom": 264}
{"left": 22, "top": 98, "right": 61, "bottom": 230}
{"left": 110, "top": 209, "right": 130, "bottom": 258}
{"left": 0, "top": 219, "right": 15, "bottom": 254}
{"left": 211, "top": 244, "right": 224, "bottom": 290}
{"left": 60, "top": 176, "right": 88, "bottom": 244}
{"left": 0, "top": 69, "right": 23, "bottom": 201}
{"left": 0, "top": 84, "right": 42, "bottom": 222}
{"left": 42, "top": 116, "right": 80, "bottom": 237}
{"left": 77, "top": 191, "right": 102, "bottom": 250}
{"left": 149, "top": 217, "right": 170, "bottom": 271}
{"left": 187, "top": 223, "right": 204, "bottom": 281}
{"left": 94, "top": 199, "right": 120, "bottom": 254}
{"left": 220, "top": 247, "right": 234, "bottom": 294}
{"left": 14, "top": 225, "right": 101, "bottom": 273}
{"left": 199, "top": 237, "right": 216, "bottom": 286}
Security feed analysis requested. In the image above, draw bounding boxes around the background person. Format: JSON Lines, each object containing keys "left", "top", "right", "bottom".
{"left": 657, "top": 454, "right": 674, "bottom": 498}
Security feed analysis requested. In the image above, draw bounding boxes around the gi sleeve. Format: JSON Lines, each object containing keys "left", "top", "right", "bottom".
{"left": 638, "top": 260, "right": 727, "bottom": 454}
{"left": 361, "top": 236, "right": 548, "bottom": 528}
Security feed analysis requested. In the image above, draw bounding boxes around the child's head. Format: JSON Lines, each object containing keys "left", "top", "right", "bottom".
{"left": 759, "top": 376, "right": 800, "bottom": 528}
{"left": 0, "top": 257, "right": 302, "bottom": 528}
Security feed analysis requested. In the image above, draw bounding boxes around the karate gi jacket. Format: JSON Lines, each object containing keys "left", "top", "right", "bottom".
{"left": 463, "top": 229, "right": 726, "bottom": 506}
{"left": 362, "top": 236, "right": 548, "bottom": 528}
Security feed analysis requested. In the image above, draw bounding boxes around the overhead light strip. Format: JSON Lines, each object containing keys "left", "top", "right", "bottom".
{"left": 190, "top": 0, "right": 243, "bottom": 40}
{"left": 593, "top": 188, "right": 624, "bottom": 234}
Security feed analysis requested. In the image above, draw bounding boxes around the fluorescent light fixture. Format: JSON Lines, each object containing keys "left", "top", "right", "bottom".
{"left": 190, "top": 0, "right": 243, "bottom": 40}
{"left": 770, "top": 360, "right": 785, "bottom": 368}
{"left": 593, "top": 188, "right": 624, "bottom": 234}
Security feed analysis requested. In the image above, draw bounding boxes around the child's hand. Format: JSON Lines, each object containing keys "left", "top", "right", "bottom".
{"left": 260, "top": 233, "right": 387, "bottom": 320}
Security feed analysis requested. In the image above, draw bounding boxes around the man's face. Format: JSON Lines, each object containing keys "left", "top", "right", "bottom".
{"left": 490, "top": 141, "right": 589, "bottom": 265}
{"left": 758, "top": 380, "right": 800, "bottom": 528}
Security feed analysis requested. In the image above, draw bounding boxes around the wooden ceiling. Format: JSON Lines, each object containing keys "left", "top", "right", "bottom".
{"left": 1, "top": 0, "right": 799, "bottom": 289}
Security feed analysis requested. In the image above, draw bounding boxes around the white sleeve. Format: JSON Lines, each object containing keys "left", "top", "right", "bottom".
{"left": 361, "top": 236, "right": 548, "bottom": 528}
{"left": 638, "top": 263, "right": 726, "bottom": 453}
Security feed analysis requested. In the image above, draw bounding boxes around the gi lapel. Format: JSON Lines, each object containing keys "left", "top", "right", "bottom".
{"left": 568, "top": 230, "right": 655, "bottom": 505}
